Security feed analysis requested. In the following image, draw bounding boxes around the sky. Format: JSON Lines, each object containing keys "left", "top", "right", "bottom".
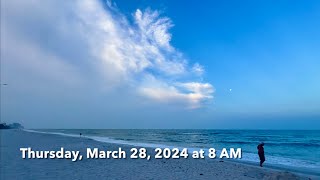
{"left": 1, "top": 0, "right": 319, "bottom": 129}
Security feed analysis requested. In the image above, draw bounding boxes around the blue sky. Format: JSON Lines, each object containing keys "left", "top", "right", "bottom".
{"left": 1, "top": 0, "right": 319, "bottom": 129}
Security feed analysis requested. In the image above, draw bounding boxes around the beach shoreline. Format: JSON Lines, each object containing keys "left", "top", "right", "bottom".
{"left": 1, "top": 130, "right": 319, "bottom": 180}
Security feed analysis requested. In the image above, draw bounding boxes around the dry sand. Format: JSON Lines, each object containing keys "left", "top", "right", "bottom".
{"left": 0, "top": 130, "right": 318, "bottom": 180}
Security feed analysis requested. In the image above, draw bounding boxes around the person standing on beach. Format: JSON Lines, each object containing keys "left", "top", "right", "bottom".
{"left": 257, "top": 142, "right": 265, "bottom": 167}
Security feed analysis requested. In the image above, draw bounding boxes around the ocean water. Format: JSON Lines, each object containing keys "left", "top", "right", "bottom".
{"left": 31, "top": 129, "right": 320, "bottom": 174}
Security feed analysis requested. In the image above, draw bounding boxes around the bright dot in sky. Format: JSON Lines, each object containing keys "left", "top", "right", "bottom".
{"left": 229, "top": 89, "right": 232, "bottom": 92}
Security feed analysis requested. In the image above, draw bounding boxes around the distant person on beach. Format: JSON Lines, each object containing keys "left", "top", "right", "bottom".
{"left": 257, "top": 142, "right": 265, "bottom": 167}
{"left": 80, "top": 133, "right": 82, "bottom": 138}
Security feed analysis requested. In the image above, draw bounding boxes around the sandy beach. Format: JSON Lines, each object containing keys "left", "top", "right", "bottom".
{"left": 0, "top": 130, "right": 318, "bottom": 180}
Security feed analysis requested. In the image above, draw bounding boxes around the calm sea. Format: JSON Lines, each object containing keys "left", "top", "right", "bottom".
{"left": 33, "top": 129, "right": 320, "bottom": 174}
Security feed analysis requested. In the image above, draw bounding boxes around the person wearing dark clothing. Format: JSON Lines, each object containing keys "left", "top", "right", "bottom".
{"left": 257, "top": 142, "right": 265, "bottom": 167}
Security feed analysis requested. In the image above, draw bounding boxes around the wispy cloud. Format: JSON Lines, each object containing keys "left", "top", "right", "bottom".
{"left": 1, "top": 0, "right": 214, "bottom": 108}
{"left": 75, "top": 0, "right": 214, "bottom": 108}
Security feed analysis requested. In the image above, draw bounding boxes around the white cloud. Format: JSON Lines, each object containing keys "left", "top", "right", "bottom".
{"left": 135, "top": 9, "right": 173, "bottom": 50}
{"left": 1, "top": 0, "right": 214, "bottom": 108}
{"left": 1, "top": 0, "right": 84, "bottom": 88}
{"left": 192, "top": 63, "right": 205, "bottom": 76}
{"left": 2, "top": 31, "right": 82, "bottom": 86}
{"left": 139, "top": 75, "right": 214, "bottom": 108}
{"left": 74, "top": 0, "right": 215, "bottom": 108}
